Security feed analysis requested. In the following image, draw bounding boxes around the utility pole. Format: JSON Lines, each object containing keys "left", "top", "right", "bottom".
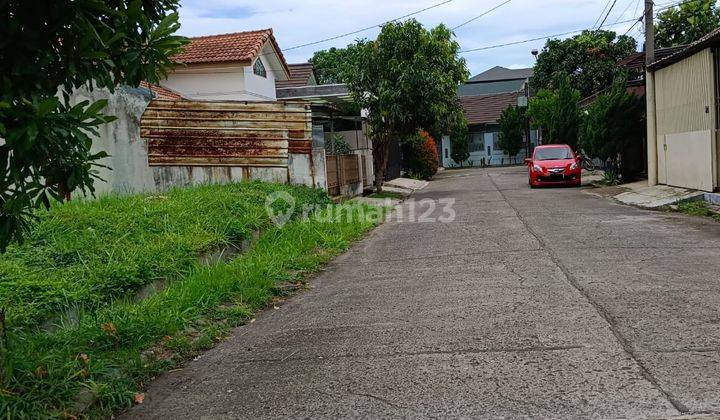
{"left": 645, "top": 0, "right": 655, "bottom": 63}
{"left": 524, "top": 81, "right": 531, "bottom": 159}
{"left": 645, "top": 0, "right": 658, "bottom": 186}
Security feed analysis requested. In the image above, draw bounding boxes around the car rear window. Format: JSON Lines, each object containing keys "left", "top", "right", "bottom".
{"left": 534, "top": 147, "right": 573, "bottom": 161}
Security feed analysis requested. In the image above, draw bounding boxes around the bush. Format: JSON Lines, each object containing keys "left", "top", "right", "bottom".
{"left": 601, "top": 170, "right": 620, "bottom": 185}
{"left": 402, "top": 131, "right": 439, "bottom": 180}
{"left": 325, "top": 134, "right": 352, "bottom": 155}
{"left": 579, "top": 77, "right": 645, "bottom": 180}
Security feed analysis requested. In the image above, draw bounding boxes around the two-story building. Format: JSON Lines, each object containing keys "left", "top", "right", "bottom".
{"left": 159, "top": 29, "right": 291, "bottom": 101}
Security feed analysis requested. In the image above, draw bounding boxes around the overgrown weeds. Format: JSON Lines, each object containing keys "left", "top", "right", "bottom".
{"left": 600, "top": 170, "right": 620, "bottom": 186}
{"left": 0, "top": 182, "right": 382, "bottom": 418}
{"left": 675, "top": 200, "right": 720, "bottom": 221}
{"left": 0, "top": 181, "right": 328, "bottom": 330}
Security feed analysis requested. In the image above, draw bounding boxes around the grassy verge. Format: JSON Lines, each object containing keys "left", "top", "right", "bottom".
{"left": 0, "top": 182, "right": 328, "bottom": 329}
{"left": 0, "top": 183, "right": 384, "bottom": 418}
{"left": 675, "top": 200, "right": 720, "bottom": 222}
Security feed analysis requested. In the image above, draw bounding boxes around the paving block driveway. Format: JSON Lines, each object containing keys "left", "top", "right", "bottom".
{"left": 126, "top": 166, "right": 720, "bottom": 419}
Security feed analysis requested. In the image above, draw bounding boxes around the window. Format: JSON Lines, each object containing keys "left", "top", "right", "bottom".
{"left": 253, "top": 58, "right": 267, "bottom": 78}
{"left": 444, "top": 148, "right": 449, "bottom": 158}
{"left": 490, "top": 132, "right": 500, "bottom": 150}
{"left": 469, "top": 133, "right": 484, "bottom": 152}
{"left": 534, "top": 146, "right": 573, "bottom": 161}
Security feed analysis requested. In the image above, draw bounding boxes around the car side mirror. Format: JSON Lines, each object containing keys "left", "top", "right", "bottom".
{"left": 524, "top": 158, "right": 532, "bottom": 165}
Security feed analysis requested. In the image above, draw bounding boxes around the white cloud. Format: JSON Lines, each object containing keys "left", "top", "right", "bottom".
{"left": 177, "top": 0, "right": 645, "bottom": 76}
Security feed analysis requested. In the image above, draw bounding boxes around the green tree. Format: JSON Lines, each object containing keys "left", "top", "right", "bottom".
{"left": 656, "top": 0, "right": 720, "bottom": 48}
{"left": 498, "top": 105, "right": 525, "bottom": 163}
{"left": 343, "top": 19, "right": 468, "bottom": 191}
{"left": 527, "top": 77, "right": 581, "bottom": 148}
{"left": 309, "top": 46, "right": 358, "bottom": 85}
{"left": 530, "top": 30, "right": 637, "bottom": 98}
{"left": 450, "top": 120, "right": 470, "bottom": 167}
{"left": 579, "top": 77, "right": 645, "bottom": 179}
{"left": 0, "top": 0, "right": 188, "bottom": 250}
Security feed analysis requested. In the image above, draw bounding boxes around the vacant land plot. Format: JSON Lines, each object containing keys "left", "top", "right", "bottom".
{"left": 0, "top": 182, "right": 382, "bottom": 418}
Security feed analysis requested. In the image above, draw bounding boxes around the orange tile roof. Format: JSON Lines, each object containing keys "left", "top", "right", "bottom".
{"left": 139, "top": 81, "right": 185, "bottom": 100}
{"left": 173, "top": 29, "right": 289, "bottom": 77}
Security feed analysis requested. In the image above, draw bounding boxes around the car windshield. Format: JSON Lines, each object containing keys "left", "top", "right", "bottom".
{"left": 534, "top": 147, "right": 573, "bottom": 161}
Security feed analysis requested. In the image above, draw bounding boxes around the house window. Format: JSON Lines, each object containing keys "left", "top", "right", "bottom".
{"left": 469, "top": 133, "right": 484, "bottom": 152}
{"left": 253, "top": 58, "right": 267, "bottom": 78}
{"left": 490, "top": 132, "right": 500, "bottom": 150}
{"left": 444, "top": 148, "right": 449, "bottom": 158}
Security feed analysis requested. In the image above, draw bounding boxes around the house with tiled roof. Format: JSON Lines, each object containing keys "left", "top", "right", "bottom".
{"left": 139, "top": 81, "right": 185, "bottom": 100}
{"left": 275, "top": 63, "right": 317, "bottom": 89}
{"left": 579, "top": 45, "right": 687, "bottom": 108}
{"left": 441, "top": 66, "right": 537, "bottom": 168}
{"left": 159, "top": 29, "right": 291, "bottom": 101}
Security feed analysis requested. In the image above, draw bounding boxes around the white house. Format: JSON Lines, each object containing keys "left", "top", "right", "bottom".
{"left": 441, "top": 66, "right": 537, "bottom": 168}
{"left": 159, "top": 29, "right": 291, "bottom": 101}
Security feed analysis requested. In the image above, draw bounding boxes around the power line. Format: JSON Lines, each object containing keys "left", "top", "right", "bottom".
{"left": 656, "top": 0, "right": 709, "bottom": 13}
{"left": 613, "top": 0, "right": 641, "bottom": 25}
{"left": 458, "top": 0, "right": 701, "bottom": 55}
{"left": 283, "top": 0, "right": 455, "bottom": 51}
{"left": 451, "top": 0, "right": 513, "bottom": 30}
{"left": 622, "top": 16, "right": 644, "bottom": 35}
{"left": 597, "top": 0, "right": 619, "bottom": 28}
{"left": 632, "top": 0, "right": 643, "bottom": 21}
{"left": 459, "top": 17, "right": 637, "bottom": 53}
{"left": 593, "top": 0, "right": 615, "bottom": 28}
{"left": 256, "top": 0, "right": 512, "bottom": 69}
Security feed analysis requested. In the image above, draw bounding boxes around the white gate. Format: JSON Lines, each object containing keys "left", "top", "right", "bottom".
{"left": 663, "top": 130, "right": 716, "bottom": 192}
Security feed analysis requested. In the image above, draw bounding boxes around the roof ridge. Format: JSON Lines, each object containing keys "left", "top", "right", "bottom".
{"left": 185, "top": 29, "right": 272, "bottom": 40}
{"left": 461, "top": 91, "right": 520, "bottom": 98}
{"left": 650, "top": 27, "right": 720, "bottom": 70}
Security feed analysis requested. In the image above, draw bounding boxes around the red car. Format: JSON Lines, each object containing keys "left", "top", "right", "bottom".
{"left": 525, "top": 144, "right": 582, "bottom": 188}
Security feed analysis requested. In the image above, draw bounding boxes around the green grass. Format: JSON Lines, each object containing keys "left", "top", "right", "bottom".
{"left": 368, "top": 191, "right": 404, "bottom": 200}
{"left": 0, "top": 183, "right": 383, "bottom": 418}
{"left": 0, "top": 181, "right": 328, "bottom": 330}
{"left": 676, "top": 200, "right": 720, "bottom": 221}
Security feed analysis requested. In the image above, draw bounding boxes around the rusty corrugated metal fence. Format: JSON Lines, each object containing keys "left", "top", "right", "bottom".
{"left": 140, "top": 100, "right": 312, "bottom": 167}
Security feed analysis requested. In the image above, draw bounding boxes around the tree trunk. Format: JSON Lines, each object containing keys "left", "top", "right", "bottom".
{"left": 373, "top": 138, "right": 390, "bottom": 193}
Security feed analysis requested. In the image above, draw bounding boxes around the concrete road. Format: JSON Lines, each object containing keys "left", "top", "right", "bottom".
{"left": 127, "top": 166, "right": 720, "bottom": 419}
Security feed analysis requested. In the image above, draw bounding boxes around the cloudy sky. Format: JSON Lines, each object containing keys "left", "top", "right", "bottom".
{"left": 176, "top": 0, "right": 654, "bottom": 77}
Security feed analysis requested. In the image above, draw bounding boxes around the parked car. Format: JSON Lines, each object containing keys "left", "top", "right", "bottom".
{"left": 524, "top": 144, "right": 581, "bottom": 188}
